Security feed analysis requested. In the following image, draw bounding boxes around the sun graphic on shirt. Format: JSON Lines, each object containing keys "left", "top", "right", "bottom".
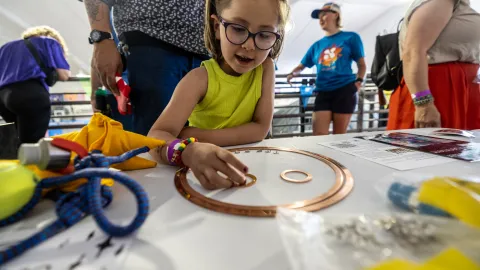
{"left": 319, "top": 45, "right": 343, "bottom": 67}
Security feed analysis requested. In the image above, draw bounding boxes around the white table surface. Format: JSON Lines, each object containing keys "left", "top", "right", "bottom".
{"left": 115, "top": 128, "right": 479, "bottom": 270}
{"left": 5, "top": 129, "right": 480, "bottom": 270}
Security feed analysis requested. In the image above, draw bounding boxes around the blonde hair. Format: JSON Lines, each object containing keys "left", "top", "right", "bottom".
{"left": 21, "top": 26, "right": 68, "bottom": 55}
{"left": 204, "top": 0, "right": 290, "bottom": 61}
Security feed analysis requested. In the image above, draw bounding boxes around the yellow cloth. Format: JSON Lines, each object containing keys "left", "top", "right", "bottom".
{"left": 188, "top": 58, "right": 262, "bottom": 129}
{"left": 418, "top": 177, "right": 480, "bottom": 228}
{"left": 54, "top": 113, "right": 165, "bottom": 171}
{"left": 51, "top": 113, "right": 165, "bottom": 192}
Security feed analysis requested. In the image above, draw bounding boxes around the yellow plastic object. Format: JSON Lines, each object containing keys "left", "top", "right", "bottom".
{"left": 54, "top": 113, "right": 165, "bottom": 171}
{"left": 367, "top": 248, "right": 480, "bottom": 270}
{"left": 366, "top": 259, "right": 418, "bottom": 270}
{"left": 0, "top": 161, "right": 38, "bottom": 220}
{"left": 418, "top": 248, "right": 480, "bottom": 270}
{"left": 418, "top": 177, "right": 480, "bottom": 228}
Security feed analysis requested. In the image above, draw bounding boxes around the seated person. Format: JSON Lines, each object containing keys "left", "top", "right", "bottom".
{"left": 148, "top": 0, "right": 290, "bottom": 190}
{"left": 0, "top": 26, "right": 70, "bottom": 144}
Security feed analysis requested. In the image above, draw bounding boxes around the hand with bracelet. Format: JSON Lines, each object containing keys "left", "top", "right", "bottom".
{"left": 412, "top": 90, "right": 441, "bottom": 128}
{"left": 153, "top": 137, "right": 247, "bottom": 190}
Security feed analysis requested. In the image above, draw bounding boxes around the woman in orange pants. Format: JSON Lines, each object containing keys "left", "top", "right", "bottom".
{"left": 388, "top": 0, "right": 480, "bottom": 130}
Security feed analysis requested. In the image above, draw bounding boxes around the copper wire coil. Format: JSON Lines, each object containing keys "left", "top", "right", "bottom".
{"left": 174, "top": 146, "right": 354, "bottom": 217}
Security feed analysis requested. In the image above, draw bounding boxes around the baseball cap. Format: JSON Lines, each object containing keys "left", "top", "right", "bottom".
{"left": 311, "top": 2, "right": 341, "bottom": 19}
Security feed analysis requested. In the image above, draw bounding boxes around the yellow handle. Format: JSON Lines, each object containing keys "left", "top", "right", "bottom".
{"left": 418, "top": 177, "right": 480, "bottom": 228}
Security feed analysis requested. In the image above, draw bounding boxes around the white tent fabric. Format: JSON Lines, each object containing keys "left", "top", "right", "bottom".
{"left": 1, "top": 0, "right": 479, "bottom": 75}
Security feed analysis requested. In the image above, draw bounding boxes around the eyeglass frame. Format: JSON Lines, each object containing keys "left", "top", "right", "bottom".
{"left": 217, "top": 16, "right": 281, "bottom": 51}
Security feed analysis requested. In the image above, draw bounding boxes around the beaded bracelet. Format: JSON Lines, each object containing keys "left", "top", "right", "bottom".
{"left": 412, "top": 94, "right": 434, "bottom": 106}
{"left": 167, "top": 137, "right": 198, "bottom": 167}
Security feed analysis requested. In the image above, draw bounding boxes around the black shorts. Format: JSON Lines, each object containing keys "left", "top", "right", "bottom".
{"left": 314, "top": 82, "right": 358, "bottom": 114}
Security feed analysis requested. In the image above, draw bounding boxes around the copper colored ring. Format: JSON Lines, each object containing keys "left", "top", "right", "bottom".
{"left": 174, "top": 146, "right": 354, "bottom": 217}
{"left": 280, "top": 170, "right": 312, "bottom": 183}
{"left": 231, "top": 174, "right": 257, "bottom": 188}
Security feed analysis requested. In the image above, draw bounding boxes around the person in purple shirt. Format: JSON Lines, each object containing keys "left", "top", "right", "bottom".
{"left": 0, "top": 26, "right": 71, "bottom": 143}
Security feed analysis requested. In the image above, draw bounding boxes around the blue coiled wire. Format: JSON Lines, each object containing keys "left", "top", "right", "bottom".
{"left": 0, "top": 146, "right": 151, "bottom": 266}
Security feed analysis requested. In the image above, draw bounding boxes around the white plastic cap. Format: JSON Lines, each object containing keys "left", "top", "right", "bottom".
{"left": 18, "top": 143, "right": 42, "bottom": 166}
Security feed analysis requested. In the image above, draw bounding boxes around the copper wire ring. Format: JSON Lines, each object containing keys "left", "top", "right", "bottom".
{"left": 231, "top": 174, "right": 257, "bottom": 188}
{"left": 174, "top": 146, "right": 354, "bottom": 217}
{"left": 280, "top": 170, "right": 312, "bottom": 183}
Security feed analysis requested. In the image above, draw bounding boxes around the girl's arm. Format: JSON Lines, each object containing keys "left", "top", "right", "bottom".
{"left": 179, "top": 58, "right": 275, "bottom": 147}
{"left": 147, "top": 67, "right": 208, "bottom": 163}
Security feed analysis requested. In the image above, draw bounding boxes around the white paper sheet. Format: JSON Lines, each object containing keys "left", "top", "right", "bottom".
{"left": 318, "top": 138, "right": 454, "bottom": 170}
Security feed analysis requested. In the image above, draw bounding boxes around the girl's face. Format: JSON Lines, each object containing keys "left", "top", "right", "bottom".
{"left": 318, "top": 10, "right": 338, "bottom": 31}
{"left": 213, "top": 0, "right": 280, "bottom": 76}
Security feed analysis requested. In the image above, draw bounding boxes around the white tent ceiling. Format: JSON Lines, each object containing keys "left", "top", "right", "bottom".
{"left": 1, "top": 0, "right": 479, "bottom": 75}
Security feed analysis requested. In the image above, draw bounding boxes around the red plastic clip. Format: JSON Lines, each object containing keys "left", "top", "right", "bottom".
{"left": 115, "top": 73, "right": 132, "bottom": 115}
{"left": 50, "top": 138, "right": 89, "bottom": 174}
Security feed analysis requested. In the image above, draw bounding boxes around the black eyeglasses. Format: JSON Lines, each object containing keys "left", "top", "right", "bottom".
{"left": 218, "top": 16, "right": 280, "bottom": 50}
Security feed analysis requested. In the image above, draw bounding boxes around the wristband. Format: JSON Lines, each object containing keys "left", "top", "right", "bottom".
{"left": 168, "top": 137, "right": 198, "bottom": 167}
{"left": 411, "top": 90, "right": 431, "bottom": 99}
{"left": 167, "top": 139, "right": 181, "bottom": 165}
{"left": 355, "top": 78, "right": 364, "bottom": 83}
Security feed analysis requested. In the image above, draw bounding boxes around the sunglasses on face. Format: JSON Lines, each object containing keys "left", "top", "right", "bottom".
{"left": 218, "top": 16, "right": 281, "bottom": 50}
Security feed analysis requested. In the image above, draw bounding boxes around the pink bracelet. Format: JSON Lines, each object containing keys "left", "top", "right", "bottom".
{"left": 167, "top": 139, "right": 181, "bottom": 165}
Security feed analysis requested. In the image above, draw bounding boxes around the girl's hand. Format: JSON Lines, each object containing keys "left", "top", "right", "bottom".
{"left": 182, "top": 142, "right": 247, "bottom": 190}
{"left": 414, "top": 102, "right": 441, "bottom": 128}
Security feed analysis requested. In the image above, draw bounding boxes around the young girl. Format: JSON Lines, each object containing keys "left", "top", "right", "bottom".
{"left": 148, "top": 0, "right": 290, "bottom": 190}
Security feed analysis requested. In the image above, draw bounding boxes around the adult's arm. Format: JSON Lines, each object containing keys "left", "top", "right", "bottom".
{"left": 56, "top": 69, "right": 71, "bottom": 81}
{"left": 402, "top": 0, "right": 455, "bottom": 127}
{"left": 83, "top": 0, "right": 122, "bottom": 95}
{"left": 402, "top": 0, "right": 455, "bottom": 96}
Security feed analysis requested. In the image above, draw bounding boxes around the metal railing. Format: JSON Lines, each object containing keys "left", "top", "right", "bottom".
{"left": 36, "top": 75, "right": 388, "bottom": 137}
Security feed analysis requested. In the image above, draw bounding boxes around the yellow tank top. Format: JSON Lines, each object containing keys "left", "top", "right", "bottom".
{"left": 188, "top": 59, "right": 263, "bottom": 129}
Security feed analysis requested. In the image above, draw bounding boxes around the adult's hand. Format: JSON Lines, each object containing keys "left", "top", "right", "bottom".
{"left": 182, "top": 142, "right": 247, "bottom": 190}
{"left": 414, "top": 102, "right": 441, "bottom": 128}
{"left": 92, "top": 40, "right": 122, "bottom": 96}
{"left": 355, "top": 81, "right": 362, "bottom": 91}
{"left": 90, "top": 98, "right": 101, "bottom": 113}
{"left": 286, "top": 73, "right": 294, "bottom": 84}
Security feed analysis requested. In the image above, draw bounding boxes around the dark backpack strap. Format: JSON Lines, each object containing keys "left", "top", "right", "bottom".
{"left": 23, "top": 38, "right": 50, "bottom": 76}
{"left": 397, "top": 18, "right": 405, "bottom": 32}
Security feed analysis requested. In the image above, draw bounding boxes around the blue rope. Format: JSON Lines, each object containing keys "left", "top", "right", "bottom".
{"left": 0, "top": 146, "right": 151, "bottom": 266}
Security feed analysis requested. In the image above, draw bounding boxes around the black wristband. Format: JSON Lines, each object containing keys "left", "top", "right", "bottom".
{"left": 355, "top": 78, "right": 364, "bottom": 83}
